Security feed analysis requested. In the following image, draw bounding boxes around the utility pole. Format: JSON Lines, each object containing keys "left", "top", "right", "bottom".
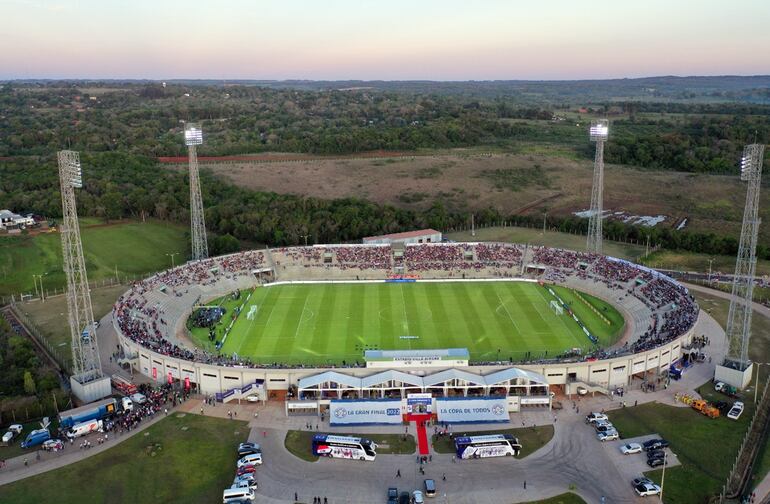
{"left": 301, "top": 234, "right": 311, "bottom": 247}
{"left": 542, "top": 211, "right": 547, "bottom": 235}
{"left": 166, "top": 252, "right": 179, "bottom": 269}
{"left": 708, "top": 258, "right": 714, "bottom": 285}
{"left": 660, "top": 451, "right": 667, "bottom": 502}
{"left": 32, "top": 274, "right": 39, "bottom": 298}
{"left": 471, "top": 214, "right": 475, "bottom": 237}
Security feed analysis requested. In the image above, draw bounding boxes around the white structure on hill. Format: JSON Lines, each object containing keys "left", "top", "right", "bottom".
{"left": 0, "top": 209, "right": 34, "bottom": 229}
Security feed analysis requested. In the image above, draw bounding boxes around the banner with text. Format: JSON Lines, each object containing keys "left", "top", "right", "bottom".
{"left": 329, "top": 399, "right": 403, "bottom": 426}
{"left": 436, "top": 397, "right": 510, "bottom": 424}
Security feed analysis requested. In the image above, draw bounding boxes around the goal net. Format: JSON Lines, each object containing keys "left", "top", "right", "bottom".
{"left": 550, "top": 300, "right": 564, "bottom": 316}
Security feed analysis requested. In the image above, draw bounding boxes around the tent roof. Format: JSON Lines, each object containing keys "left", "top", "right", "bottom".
{"left": 297, "top": 371, "right": 362, "bottom": 390}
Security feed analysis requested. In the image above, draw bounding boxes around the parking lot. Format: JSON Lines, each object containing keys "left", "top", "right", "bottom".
{"left": 600, "top": 433, "right": 681, "bottom": 480}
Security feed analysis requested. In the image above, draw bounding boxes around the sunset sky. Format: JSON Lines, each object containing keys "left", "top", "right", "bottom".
{"left": 1, "top": 0, "right": 768, "bottom": 80}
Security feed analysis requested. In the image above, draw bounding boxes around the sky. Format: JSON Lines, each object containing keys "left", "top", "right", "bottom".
{"left": 1, "top": 0, "right": 769, "bottom": 80}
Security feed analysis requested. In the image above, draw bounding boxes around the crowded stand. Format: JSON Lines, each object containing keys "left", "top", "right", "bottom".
{"left": 113, "top": 244, "right": 699, "bottom": 371}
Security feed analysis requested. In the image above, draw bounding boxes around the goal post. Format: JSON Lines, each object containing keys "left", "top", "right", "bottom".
{"left": 550, "top": 300, "right": 564, "bottom": 316}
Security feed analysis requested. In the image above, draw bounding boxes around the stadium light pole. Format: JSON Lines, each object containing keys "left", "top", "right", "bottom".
{"left": 32, "top": 274, "right": 39, "bottom": 298}
{"left": 301, "top": 234, "right": 311, "bottom": 247}
{"left": 707, "top": 258, "right": 714, "bottom": 285}
{"left": 184, "top": 123, "right": 208, "bottom": 261}
{"left": 660, "top": 450, "right": 667, "bottom": 502}
{"left": 587, "top": 119, "right": 609, "bottom": 255}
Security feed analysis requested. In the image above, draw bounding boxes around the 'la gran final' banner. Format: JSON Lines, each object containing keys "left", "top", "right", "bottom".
{"left": 436, "top": 397, "right": 510, "bottom": 424}
{"left": 329, "top": 399, "right": 403, "bottom": 426}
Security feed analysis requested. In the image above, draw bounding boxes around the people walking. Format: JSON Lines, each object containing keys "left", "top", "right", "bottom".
{"left": 396, "top": 469, "right": 401, "bottom": 478}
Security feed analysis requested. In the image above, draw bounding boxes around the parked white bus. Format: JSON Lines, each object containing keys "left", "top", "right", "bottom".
{"left": 311, "top": 434, "right": 377, "bottom": 461}
{"left": 454, "top": 434, "right": 521, "bottom": 459}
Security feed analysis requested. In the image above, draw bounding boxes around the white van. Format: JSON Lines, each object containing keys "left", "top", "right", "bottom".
{"left": 223, "top": 487, "right": 255, "bottom": 502}
{"left": 130, "top": 393, "right": 147, "bottom": 405}
{"left": 66, "top": 419, "right": 102, "bottom": 439}
{"left": 237, "top": 453, "right": 263, "bottom": 467}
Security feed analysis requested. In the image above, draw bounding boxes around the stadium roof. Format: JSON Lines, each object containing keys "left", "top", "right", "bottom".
{"left": 362, "top": 228, "right": 441, "bottom": 242}
{"left": 361, "top": 370, "right": 424, "bottom": 388}
{"left": 423, "top": 368, "right": 486, "bottom": 387}
{"left": 297, "top": 371, "right": 362, "bottom": 390}
{"left": 482, "top": 368, "right": 548, "bottom": 386}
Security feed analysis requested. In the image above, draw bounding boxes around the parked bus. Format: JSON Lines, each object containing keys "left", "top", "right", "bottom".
{"left": 454, "top": 434, "right": 521, "bottom": 459}
{"left": 311, "top": 434, "right": 377, "bottom": 461}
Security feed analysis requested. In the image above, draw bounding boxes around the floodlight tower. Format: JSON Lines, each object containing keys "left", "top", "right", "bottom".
{"left": 586, "top": 119, "right": 609, "bottom": 255}
{"left": 185, "top": 123, "right": 208, "bottom": 261}
{"left": 58, "top": 150, "right": 109, "bottom": 402}
{"left": 718, "top": 144, "right": 766, "bottom": 388}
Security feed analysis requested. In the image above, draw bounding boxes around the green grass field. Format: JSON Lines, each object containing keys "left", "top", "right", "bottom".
{"left": 0, "top": 414, "right": 248, "bottom": 504}
{"left": 189, "top": 281, "right": 623, "bottom": 365}
{"left": 0, "top": 219, "right": 188, "bottom": 299}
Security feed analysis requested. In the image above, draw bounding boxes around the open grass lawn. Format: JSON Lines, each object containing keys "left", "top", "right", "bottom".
{"left": 431, "top": 425, "right": 554, "bottom": 458}
{"left": 15, "top": 284, "right": 129, "bottom": 369}
{"left": 0, "top": 219, "right": 188, "bottom": 298}
{"left": 190, "top": 281, "right": 622, "bottom": 365}
{"left": 607, "top": 393, "right": 756, "bottom": 504}
{"left": 0, "top": 414, "right": 248, "bottom": 504}
{"left": 524, "top": 493, "right": 586, "bottom": 504}
{"left": 284, "top": 430, "right": 416, "bottom": 462}
{"left": 446, "top": 227, "right": 646, "bottom": 262}
{"left": 642, "top": 249, "right": 770, "bottom": 277}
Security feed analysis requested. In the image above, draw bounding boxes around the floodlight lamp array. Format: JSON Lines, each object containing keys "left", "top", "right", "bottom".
{"left": 589, "top": 120, "right": 609, "bottom": 141}
{"left": 184, "top": 124, "right": 203, "bottom": 146}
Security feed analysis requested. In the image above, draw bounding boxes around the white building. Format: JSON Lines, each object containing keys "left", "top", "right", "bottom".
{"left": 363, "top": 229, "right": 442, "bottom": 245}
{"left": 0, "top": 210, "right": 34, "bottom": 230}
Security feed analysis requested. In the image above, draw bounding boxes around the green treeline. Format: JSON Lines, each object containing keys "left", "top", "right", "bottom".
{"left": 1, "top": 153, "right": 766, "bottom": 260}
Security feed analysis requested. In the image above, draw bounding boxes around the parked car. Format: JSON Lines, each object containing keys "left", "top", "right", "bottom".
{"left": 387, "top": 487, "right": 398, "bottom": 504}
{"left": 424, "top": 479, "right": 436, "bottom": 497}
{"left": 620, "top": 443, "right": 642, "bottom": 455}
{"left": 41, "top": 439, "right": 64, "bottom": 452}
{"left": 647, "top": 449, "right": 666, "bottom": 461}
{"left": 715, "top": 381, "right": 725, "bottom": 392}
{"left": 236, "top": 464, "right": 257, "bottom": 477}
{"left": 727, "top": 401, "right": 745, "bottom": 420}
{"left": 643, "top": 439, "right": 670, "bottom": 451}
{"left": 234, "top": 474, "right": 258, "bottom": 489}
{"left": 246, "top": 395, "right": 260, "bottom": 403}
{"left": 647, "top": 457, "right": 666, "bottom": 468}
{"left": 635, "top": 482, "right": 662, "bottom": 496}
{"left": 586, "top": 412, "right": 608, "bottom": 423}
{"left": 237, "top": 453, "right": 263, "bottom": 467}
{"left": 632, "top": 477, "right": 654, "bottom": 488}
{"left": 238, "top": 442, "right": 262, "bottom": 457}
{"left": 412, "top": 490, "right": 425, "bottom": 504}
{"left": 595, "top": 423, "right": 615, "bottom": 433}
{"left": 398, "top": 491, "right": 410, "bottom": 504}
{"left": 597, "top": 430, "right": 619, "bottom": 442}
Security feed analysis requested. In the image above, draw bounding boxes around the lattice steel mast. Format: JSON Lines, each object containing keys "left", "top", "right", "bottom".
{"left": 725, "top": 144, "right": 766, "bottom": 368}
{"left": 185, "top": 123, "right": 208, "bottom": 260}
{"left": 587, "top": 120, "right": 609, "bottom": 255}
{"left": 58, "top": 150, "right": 103, "bottom": 384}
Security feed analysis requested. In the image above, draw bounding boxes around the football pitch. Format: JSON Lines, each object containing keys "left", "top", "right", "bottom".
{"left": 189, "top": 281, "right": 624, "bottom": 365}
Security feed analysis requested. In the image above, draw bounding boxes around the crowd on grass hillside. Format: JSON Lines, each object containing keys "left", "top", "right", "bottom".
{"left": 113, "top": 244, "right": 698, "bottom": 370}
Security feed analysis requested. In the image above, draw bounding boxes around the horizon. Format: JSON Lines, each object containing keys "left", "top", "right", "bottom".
{"left": 1, "top": 0, "right": 769, "bottom": 80}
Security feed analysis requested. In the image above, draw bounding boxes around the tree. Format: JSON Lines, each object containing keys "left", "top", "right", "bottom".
{"left": 23, "top": 370, "right": 36, "bottom": 396}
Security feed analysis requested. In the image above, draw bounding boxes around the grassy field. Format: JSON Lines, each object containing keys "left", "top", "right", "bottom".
{"left": 189, "top": 281, "right": 622, "bottom": 365}
{"left": 600, "top": 290, "right": 770, "bottom": 503}
{"left": 524, "top": 493, "right": 586, "bottom": 504}
{"left": 284, "top": 430, "right": 416, "bottom": 462}
{"left": 446, "top": 226, "right": 646, "bottom": 262}
{"left": 642, "top": 249, "right": 770, "bottom": 277}
{"left": 0, "top": 219, "right": 188, "bottom": 299}
{"left": 431, "top": 425, "right": 554, "bottom": 458}
{"left": 14, "top": 284, "right": 129, "bottom": 369}
{"left": 0, "top": 414, "right": 248, "bottom": 504}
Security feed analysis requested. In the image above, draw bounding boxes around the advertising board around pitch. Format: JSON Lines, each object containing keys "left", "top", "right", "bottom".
{"left": 436, "top": 397, "right": 510, "bottom": 424}
{"left": 329, "top": 399, "right": 403, "bottom": 426}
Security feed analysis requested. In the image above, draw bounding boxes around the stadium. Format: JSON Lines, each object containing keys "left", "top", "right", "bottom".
{"left": 113, "top": 240, "right": 699, "bottom": 417}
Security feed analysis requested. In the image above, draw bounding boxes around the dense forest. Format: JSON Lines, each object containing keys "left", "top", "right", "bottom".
{"left": 0, "top": 152, "right": 764, "bottom": 260}
{"left": 1, "top": 82, "right": 768, "bottom": 173}
{"left": 0, "top": 317, "right": 59, "bottom": 398}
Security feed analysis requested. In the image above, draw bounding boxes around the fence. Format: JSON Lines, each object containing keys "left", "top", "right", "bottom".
{"left": 6, "top": 305, "right": 72, "bottom": 374}
{"left": 0, "top": 274, "right": 139, "bottom": 307}
{"left": 0, "top": 391, "right": 71, "bottom": 429}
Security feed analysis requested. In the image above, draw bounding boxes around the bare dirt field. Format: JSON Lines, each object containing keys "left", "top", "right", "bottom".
{"left": 170, "top": 150, "right": 769, "bottom": 243}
